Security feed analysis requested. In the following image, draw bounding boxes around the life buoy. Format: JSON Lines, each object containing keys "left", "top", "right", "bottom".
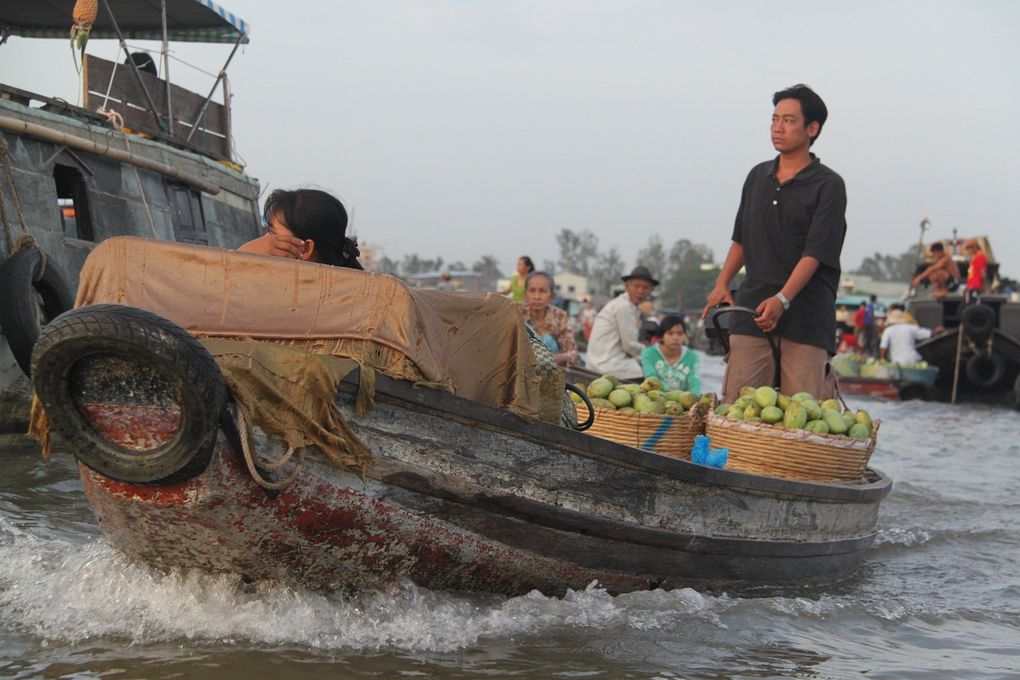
{"left": 960, "top": 303, "right": 996, "bottom": 341}
{"left": 31, "top": 304, "right": 226, "bottom": 484}
{"left": 0, "top": 247, "right": 75, "bottom": 376}
{"left": 964, "top": 352, "right": 1006, "bottom": 389}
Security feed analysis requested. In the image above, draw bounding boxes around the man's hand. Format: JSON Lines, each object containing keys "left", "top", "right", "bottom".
{"left": 702, "top": 284, "right": 735, "bottom": 319}
{"left": 237, "top": 232, "right": 306, "bottom": 259}
{"left": 754, "top": 296, "right": 785, "bottom": 332}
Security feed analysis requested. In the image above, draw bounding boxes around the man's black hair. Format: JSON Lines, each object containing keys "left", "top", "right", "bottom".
{"left": 773, "top": 84, "right": 828, "bottom": 146}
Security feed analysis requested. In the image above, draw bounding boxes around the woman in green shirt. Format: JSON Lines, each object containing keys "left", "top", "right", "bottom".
{"left": 641, "top": 315, "right": 701, "bottom": 393}
{"left": 500, "top": 256, "right": 534, "bottom": 302}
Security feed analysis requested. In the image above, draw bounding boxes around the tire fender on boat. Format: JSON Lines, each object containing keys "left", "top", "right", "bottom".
{"left": 964, "top": 351, "right": 1006, "bottom": 390}
{"left": 30, "top": 304, "right": 226, "bottom": 483}
{"left": 0, "top": 246, "right": 75, "bottom": 376}
{"left": 960, "top": 303, "right": 996, "bottom": 341}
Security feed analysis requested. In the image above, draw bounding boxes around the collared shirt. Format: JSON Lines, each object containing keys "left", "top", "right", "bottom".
{"left": 880, "top": 323, "right": 932, "bottom": 365}
{"left": 585, "top": 293, "right": 644, "bottom": 379}
{"left": 729, "top": 154, "right": 847, "bottom": 353}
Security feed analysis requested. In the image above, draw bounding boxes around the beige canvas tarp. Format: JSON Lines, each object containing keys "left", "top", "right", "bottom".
{"left": 76, "top": 237, "right": 558, "bottom": 423}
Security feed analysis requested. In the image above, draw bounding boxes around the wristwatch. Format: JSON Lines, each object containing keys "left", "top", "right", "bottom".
{"left": 774, "top": 292, "right": 791, "bottom": 311}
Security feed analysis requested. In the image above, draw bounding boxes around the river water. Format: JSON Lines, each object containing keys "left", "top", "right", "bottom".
{"left": 1, "top": 354, "right": 1018, "bottom": 679}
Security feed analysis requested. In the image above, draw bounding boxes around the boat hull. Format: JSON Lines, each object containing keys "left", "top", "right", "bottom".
{"left": 76, "top": 374, "right": 891, "bottom": 596}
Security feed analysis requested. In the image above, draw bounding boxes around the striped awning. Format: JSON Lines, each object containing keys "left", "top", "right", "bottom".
{"left": 1, "top": 0, "right": 249, "bottom": 44}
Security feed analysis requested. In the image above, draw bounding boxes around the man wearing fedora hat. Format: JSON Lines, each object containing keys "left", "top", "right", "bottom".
{"left": 585, "top": 266, "right": 659, "bottom": 379}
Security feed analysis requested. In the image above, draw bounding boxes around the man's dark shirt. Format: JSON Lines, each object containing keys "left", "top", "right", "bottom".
{"left": 729, "top": 154, "right": 847, "bottom": 353}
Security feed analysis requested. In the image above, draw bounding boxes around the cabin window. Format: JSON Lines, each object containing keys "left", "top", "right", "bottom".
{"left": 53, "top": 164, "right": 94, "bottom": 241}
{"left": 168, "top": 184, "right": 208, "bottom": 244}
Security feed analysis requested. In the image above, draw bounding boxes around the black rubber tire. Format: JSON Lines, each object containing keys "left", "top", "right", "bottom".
{"left": 0, "top": 247, "right": 75, "bottom": 376}
{"left": 30, "top": 304, "right": 226, "bottom": 484}
{"left": 964, "top": 352, "right": 1006, "bottom": 390}
{"left": 960, "top": 303, "right": 996, "bottom": 341}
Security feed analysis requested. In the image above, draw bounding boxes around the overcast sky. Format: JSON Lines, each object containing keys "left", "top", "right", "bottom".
{"left": 2, "top": 1, "right": 1017, "bottom": 277}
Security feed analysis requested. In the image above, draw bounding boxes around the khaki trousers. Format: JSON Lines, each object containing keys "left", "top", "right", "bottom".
{"left": 722, "top": 334, "right": 835, "bottom": 403}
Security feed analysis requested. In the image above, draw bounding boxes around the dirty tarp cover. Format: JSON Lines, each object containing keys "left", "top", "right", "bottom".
{"left": 75, "top": 237, "right": 558, "bottom": 423}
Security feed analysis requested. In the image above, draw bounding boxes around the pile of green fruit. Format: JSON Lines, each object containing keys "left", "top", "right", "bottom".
{"left": 570, "top": 375, "right": 712, "bottom": 415}
{"left": 714, "top": 386, "right": 874, "bottom": 440}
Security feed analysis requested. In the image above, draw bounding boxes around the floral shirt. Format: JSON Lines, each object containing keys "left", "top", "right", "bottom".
{"left": 518, "top": 303, "right": 578, "bottom": 364}
{"left": 640, "top": 344, "right": 701, "bottom": 393}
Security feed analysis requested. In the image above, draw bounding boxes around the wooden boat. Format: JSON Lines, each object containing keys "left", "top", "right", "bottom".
{"left": 31, "top": 301, "right": 893, "bottom": 597}
{"left": 0, "top": 0, "right": 259, "bottom": 434}
{"left": 906, "top": 236, "right": 1020, "bottom": 409}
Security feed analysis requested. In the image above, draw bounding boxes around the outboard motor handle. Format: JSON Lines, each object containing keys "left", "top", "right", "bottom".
{"left": 706, "top": 304, "right": 782, "bottom": 388}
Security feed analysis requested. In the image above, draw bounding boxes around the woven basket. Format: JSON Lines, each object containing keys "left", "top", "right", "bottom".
{"left": 576, "top": 402, "right": 709, "bottom": 458}
{"left": 704, "top": 411, "right": 880, "bottom": 482}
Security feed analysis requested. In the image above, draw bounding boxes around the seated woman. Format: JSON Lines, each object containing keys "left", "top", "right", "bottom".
{"left": 518, "top": 271, "right": 578, "bottom": 367}
{"left": 238, "top": 188, "right": 363, "bottom": 269}
{"left": 641, "top": 316, "right": 701, "bottom": 393}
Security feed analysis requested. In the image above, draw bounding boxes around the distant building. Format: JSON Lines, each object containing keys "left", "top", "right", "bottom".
{"left": 553, "top": 272, "right": 590, "bottom": 300}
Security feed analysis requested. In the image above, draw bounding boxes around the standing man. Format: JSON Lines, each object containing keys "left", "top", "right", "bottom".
{"left": 586, "top": 266, "right": 659, "bottom": 380}
{"left": 703, "top": 84, "right": 847, "bottom": 403}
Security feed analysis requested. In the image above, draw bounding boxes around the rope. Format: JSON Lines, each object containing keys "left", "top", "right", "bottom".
{"left": 0, "top": 138, "right": 29, "bottom": 251}
{"left": 122, "top": 133, "right": 160, "bottom": 239}
{"left": 235, "top": 401, "right": 304, "bottom": 490}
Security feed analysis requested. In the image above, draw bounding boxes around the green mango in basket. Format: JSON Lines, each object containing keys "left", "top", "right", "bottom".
{"left": 821, "top": 398, "right": 841, "bottom": 412}
{"left": 754, "top": 386, "right": 778, "bottom": 409}
{"left": 600, "top": 374, "right": 621, "bottom": 388}
{"left": 715, "top": 402, "right": 732, "bottom": 416}
{"left": 619, "top": 406, "right": 636, "bottom": 414}
{"left": 726, "top": 405, "right": 746, "bottom": 420}
{"left": 760, "top": 406, "right": 784, "bottom": 424}
{"left": 622, "top": 383, "right": 643, "bottom": 395}
{"left": 744, "top": 404, "right": 761, "bottom": 419}
{"left": 640, "top": 376, "right": 663, "bottom": 393}
{"left": 822, "top": 408, "right": 848, "bottom": 434}
{"left": 608, "top": 388, "right": 633, "bottom": 408}
{"left": 646, "top": 389, "right": 667, "bottom": 402}
{"left": 739, "top": 385, "right": 756, "bottom": 398}
{"left": 855, "top": 409, "right": 873, "bottom": 429}
{"left": 639, "top": 400, "right": 666, "bottom": 414}
{"left": 664, "top": 401, "right": 685, "bottom": 415}
{"left": 587, "top": 378, "right": 614, "bottom": 399}
{"left": 776, "top": 393, "right": 792, "bottom": 410}
{"left": 801, "top": 399, "right": 822, "bottom": 421}
{"left": 804, "top": 419, "right": 830, "bottom": 434}
{"left": 791, "top": 391, "right": 816, "bottom": 403}
{"left": 632, "top": 393, "right": 653, "bottom": 411}
{"left": 569, "top": 390, "right": 584, "bottom": 404}
{"left": 590, "top": 397, "right": 617, "bottom": 410}
{"left": 841, "top": 411, "right": 856, "bottom": 429}
{"left": 783, "top": 401, "right": 808, "bottom": 429}
{"left": 848, "top": 423, "right": 871, "bottom": 439}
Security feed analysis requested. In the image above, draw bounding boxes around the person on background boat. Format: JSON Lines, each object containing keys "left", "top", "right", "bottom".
{"left": 911, "top": 242, "right": 959, "bottom": 299}
{"left": 963, "top": 239, "right": 988, "bottom": 301}
{"left": 702, "top": 84, "right": 846, "bottom": 403}
{"left": 879, "top": 309, "right": 932, "bottom": 365}
{"left": 500, "top": 256, "right": 534, "bottom": 302}
{"left": 578, "top": 297, "right": 597, "bottom": 343}
{"left": 641, "top": 315, "right": 701, "bottom": 393}
{"left": 862, "top": 294, "right": 881, "bottom": 357}
{"left": 586, "top": 266, "right": 659, "bottom": 380}
{"left": 238, "top": 188, "right": 363, "bottom": 269}
{"left": 518, "top": 271, "right": 578, "bottom": 366}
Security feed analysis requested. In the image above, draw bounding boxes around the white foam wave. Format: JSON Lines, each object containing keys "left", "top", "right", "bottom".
{"left": 0, "top": 518, "right": 728, "bottom": 652}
